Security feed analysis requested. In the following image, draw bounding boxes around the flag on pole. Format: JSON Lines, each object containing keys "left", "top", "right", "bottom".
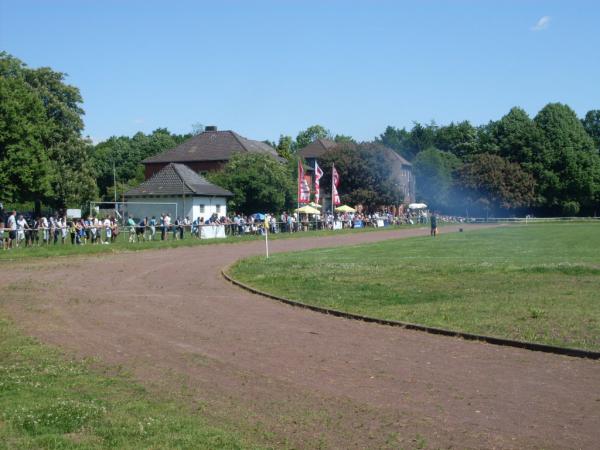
{"left": 298, "top": 160, "right": 311, "bottom": 203}
{"left": 332, "top": 163, "right": 341, "bottom": 206}
{"left": 314, "top": 161, "right": 324, "bottom": 204}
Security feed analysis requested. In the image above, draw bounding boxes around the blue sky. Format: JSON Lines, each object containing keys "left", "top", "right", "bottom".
{"left": 1, "top": 1, "right": 599, "bottom": 143}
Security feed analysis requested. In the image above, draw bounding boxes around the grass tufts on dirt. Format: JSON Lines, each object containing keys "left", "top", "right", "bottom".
{"left": 0, "top": 317, "right": 256, "bottom": 449}
{"left": 229, "top": 223, "right": 600, "bottom": 351}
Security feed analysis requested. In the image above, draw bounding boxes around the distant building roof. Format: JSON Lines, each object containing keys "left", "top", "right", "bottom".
{"left": 382, "top": 147, "right": 412, "bottom": 166}
{"left": 298, "top": 138, "right": 338, "bottom": 159}
{"left": 125, "top": 163, "right": 233, "bottom": 197}
{"left": 298, "top": 138, "right": 412, "bottom": 166}
{"left": 142, "top": 130, "right": 279, "bottom": 164}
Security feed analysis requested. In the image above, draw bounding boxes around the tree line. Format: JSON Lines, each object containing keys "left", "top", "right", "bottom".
{"left": 1, "top": 52, "right": 599, "bottom": 216}
{"left": 377, "top": 107, "right": 600, "bottom": 216}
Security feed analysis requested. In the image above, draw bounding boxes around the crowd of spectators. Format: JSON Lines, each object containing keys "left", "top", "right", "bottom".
{"left": 0, "top": 207, "right": 465, "bottom": 250}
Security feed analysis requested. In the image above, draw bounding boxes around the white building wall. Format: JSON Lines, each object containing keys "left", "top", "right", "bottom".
{"left": 125, "top": 197, "right": 227, "bottom": 222}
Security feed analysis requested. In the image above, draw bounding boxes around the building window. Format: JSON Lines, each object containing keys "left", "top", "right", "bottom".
{"left": 199, "top": 204, "right": 205, "bottom": 213}
{"left": 216, "top": 204, "right": 221, "bottom": 214}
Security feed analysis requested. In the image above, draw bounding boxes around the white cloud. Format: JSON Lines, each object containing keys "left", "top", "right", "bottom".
{"left": 133, "top": 118, "right": 145, "bottom": 124}
{"left": 532, "top": 16, "right": 551, "bottom": 31}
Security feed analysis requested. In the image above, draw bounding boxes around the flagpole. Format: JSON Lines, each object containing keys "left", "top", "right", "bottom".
{"left": 331, "top": 163, "right": 335, "bottom": 217}
{"left": 297, "top": 160, "right": 300, "bottom": 226}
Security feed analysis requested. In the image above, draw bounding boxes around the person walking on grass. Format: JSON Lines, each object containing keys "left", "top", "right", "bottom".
{"left": 430, "top": 211, "right": 438, "bottom": 237}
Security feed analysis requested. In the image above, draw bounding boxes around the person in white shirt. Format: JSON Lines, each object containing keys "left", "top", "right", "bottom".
{"left": 60, "top": 217, "right": 68, "bottom": 244}
{"left": 49, "top": 216, "right": 58, "bottom": 244}
{"left": 7, "top": 210, "right": 17, "bottom": 249}
{"left": 103, "top": 217, "right": 112, "bottom": 244}
{"left": 16, "top": 214, "right": 28, "bottom": 245}
{"left": 40, "top": 216, "right": 49, "bottom": 244}
{"left": 163, "top": 214, "right": 171, "bottom": 240}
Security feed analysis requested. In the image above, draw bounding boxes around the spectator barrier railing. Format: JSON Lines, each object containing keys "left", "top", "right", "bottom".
{"left": 1, "top": 216, "right": 599, "bottom": 248}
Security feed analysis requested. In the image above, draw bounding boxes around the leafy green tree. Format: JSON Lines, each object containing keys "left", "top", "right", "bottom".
{"left": 582, "top": 110, "right": 600, "bottom": 150}
{"left": 376, "top": 126, "right": 410, "bottom": 157}
{"left": 482, "top": 107, "right": 542, "bottom": 165}
{"left": 275, "top": 135, "right": 294, "bottom": 159}
{"left": 533, "top": 103, "right": 600, "bottom": 214}
{"left": 412, "top": 147, "right": 461, "bottom": 210}
{"left": 456, "top": 153, "right": 536, "bottom": 214}
{"left": 408, "top": 122, "right": 437, "bottom": 158}
{"left": 296, "top": 125, "right": 331, "bottom": 149}
{"left": 0, "top": 64, "right": 53, "bottom": 204}
{"left": 207, "top": 153, "right": 295, "bottom": 214}
{"left": 24, "top": 65, "right": 84, "bottom": 145}
{"left": 318, "top": 142, "right": 404, "bottom": 211}
{"left": 92, "top": 128, "right": 187, "bottom": 199}
{"left": 50, "top": 138, "right": 98, "bottom": 208}
{"left": 376, "top": 122, "right": 436, "bottom": 161}
{"left": 0, "top": 52, "right": 95, "bottom": 210}
{"left": 434, "top": 121, "right": 479, "bottom": 159}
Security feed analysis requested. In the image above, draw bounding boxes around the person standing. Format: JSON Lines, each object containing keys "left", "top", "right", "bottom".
{"left": 69, "top": 219, "right": 76, "bottom": 245}
{"left": 127, "top": 216, "right": 137, "bottom": 243}
{"left": 111, "top": 218, "right": 119, "bottom": 243}
{"left": 49, "top": 216, "right": 58, "bottom": 244}
{"left": 90, "top": 216, "right": 98, "bottom": 244}
{"left": 40, "top": 215, "right": 49, "bottom": 245}
{"left": 60, "top": 217, "right": 68, "bottom": 244}
{"left": 164, "top": 213, "right": 171, "bottom": 240}
{"left": 149, "top": 216, "right": 156, "bottom": 240}
{"left": 29, "top": 216, "right": 39, "bottom": 246}
{"left": 16, "top": 214, "right": 28, "bottom": 247}
{"left": 137, "top": 217, "right": 147, "bottom": 242}
{"left": 6, "top": 211, "right": 16, "bottom": 248}
{"left": 430, "top": 212, "right": 438, "bottom": 237}
{"left": 103, "top": 216, "right": 112, "bottom": 244}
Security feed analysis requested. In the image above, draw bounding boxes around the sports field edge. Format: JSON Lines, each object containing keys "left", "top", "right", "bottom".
{"left": 221, "top": 249, "right": 600, "bottom": 360}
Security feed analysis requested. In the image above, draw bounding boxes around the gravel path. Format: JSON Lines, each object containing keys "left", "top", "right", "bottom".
{"left": 1, "top": 225, "right": 598, "bottom": 449}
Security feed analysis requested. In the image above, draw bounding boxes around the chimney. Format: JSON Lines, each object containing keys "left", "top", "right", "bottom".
{"left": 204, "top": 125, "right": 218, "bottom": 132}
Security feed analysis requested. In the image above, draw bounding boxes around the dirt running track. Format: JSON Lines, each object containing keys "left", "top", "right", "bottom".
{"left": 1, "top": 225, "right": 599, "bottom": 449}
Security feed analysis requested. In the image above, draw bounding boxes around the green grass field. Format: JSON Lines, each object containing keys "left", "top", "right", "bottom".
{"left": 0, "top": 317, "right": 257, "bottom": 450}
{"left": 0, "top": 223, "right": 426, "bottom": 262}
{"left": 230, "top": 223, "right": 600, "bottom": 351}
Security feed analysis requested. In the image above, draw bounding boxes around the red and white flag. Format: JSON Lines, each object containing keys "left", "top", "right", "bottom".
{"left": 298, "top": 160, "right": 311, "bottom": 203}
{"left": 314, "top": 161, "right": 324, "bottom": 204}
{"left": 332, "top": 163, "right": 341, "bottom": 206}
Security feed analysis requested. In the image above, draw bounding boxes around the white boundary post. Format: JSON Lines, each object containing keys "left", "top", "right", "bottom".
{"left": 265, "top": 221, "right": 269, "bottom": 258}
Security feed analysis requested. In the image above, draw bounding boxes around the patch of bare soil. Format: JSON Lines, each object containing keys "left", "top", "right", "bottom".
{"left": 1, "top": 225, "right": 598, "bottom": 449}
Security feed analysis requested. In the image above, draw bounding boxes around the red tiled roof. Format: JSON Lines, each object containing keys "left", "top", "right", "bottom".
{"left": 143, "top": 130, "right": 279, "bottom": 164}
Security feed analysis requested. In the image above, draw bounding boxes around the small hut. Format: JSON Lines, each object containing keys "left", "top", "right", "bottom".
{"left": 124, "top": 163, "right": 232, "bottom": 221}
